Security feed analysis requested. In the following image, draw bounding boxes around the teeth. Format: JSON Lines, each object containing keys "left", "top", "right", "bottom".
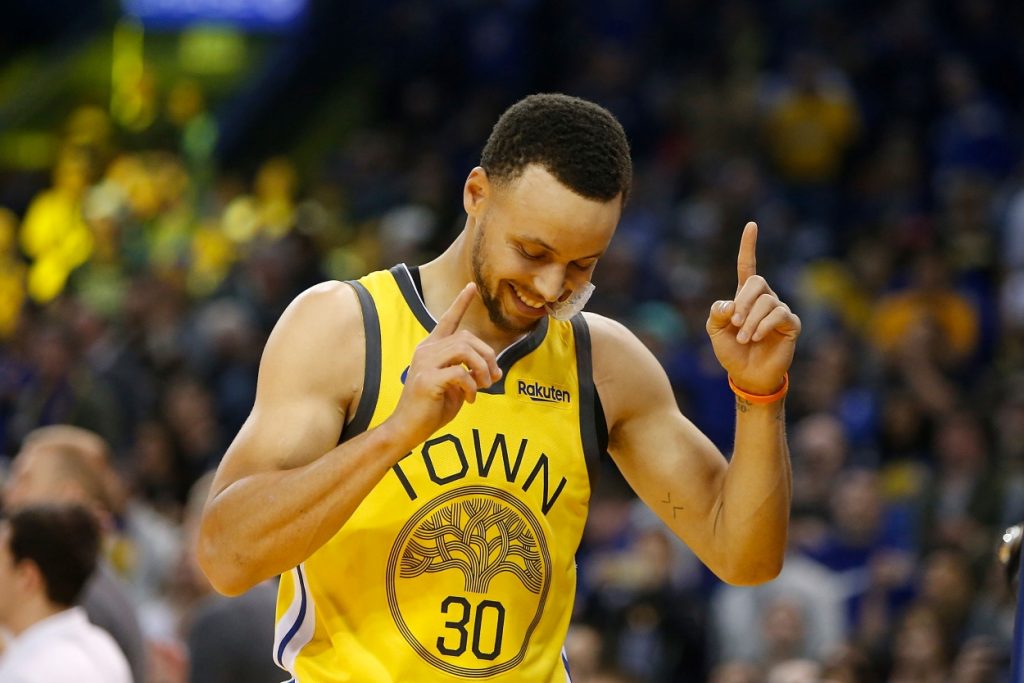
{"left": 512, "top": 285, "right": 544, "bottom": 309}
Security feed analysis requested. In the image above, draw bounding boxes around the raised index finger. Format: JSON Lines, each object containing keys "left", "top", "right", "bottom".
{"left": 736, "top": 221, "right": 758, "bottom": 291}
{"left": 433, "top": 282, "right": 477, "bottom": 337}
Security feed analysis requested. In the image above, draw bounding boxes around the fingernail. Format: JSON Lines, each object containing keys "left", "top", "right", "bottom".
{"left": 732, "top": 314, "right": 743, "bottom": 326}
{"left": 737, "top": 330, "right": 749, "bottom": 343}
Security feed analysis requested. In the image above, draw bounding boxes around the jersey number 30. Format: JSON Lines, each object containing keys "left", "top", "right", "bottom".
{"left": 436, "top": 596, "right": 506, "bottom": 660}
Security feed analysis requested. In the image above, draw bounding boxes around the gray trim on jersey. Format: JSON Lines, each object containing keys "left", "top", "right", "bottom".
{"left": 388, "top": 263, "right": 550, "bottom": 395}
{"left": 480, "top": 316, "right": 549, "bottom": 395}
{"left": 339, "top": 280, "right": 381, "bottom": 443}
{"left": 570, "top": 314, "right": 601, "bottom": 491}
{"left": 389, "top": 264, "right": 437, "bottom": 333}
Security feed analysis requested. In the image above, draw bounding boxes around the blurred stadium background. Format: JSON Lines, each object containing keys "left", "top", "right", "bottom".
{"left": 2, "top": 0, "right": 1024, "bottom": 681}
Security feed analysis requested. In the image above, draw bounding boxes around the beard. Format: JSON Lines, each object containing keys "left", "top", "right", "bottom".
{"left": 471, "top": 220, "right": 537, "bottom": 334}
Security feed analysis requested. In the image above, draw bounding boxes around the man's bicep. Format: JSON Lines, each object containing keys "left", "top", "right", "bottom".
{"left": 214, "top": 396, "right": 344, "bottom": 495}
{"left": 210, "top": 282, "right": 363, "bottom": 495}
{"left": 608, "top": 402, "right": 726, "bottom": 536}
{"left": 591, "top": 313, "right": 727, "bottom": 556}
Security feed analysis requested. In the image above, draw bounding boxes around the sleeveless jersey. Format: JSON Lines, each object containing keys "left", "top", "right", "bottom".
{"left": 273, "top": 264, "right": 600, "bottom": 682}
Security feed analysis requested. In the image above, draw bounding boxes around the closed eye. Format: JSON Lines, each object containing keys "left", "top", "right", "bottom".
{"left": 516, "top": 245, "right": 545, "bottom": 261}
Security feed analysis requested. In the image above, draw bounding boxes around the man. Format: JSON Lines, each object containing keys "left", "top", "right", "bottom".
{"left": 199, "top": 93, "right": 801, "bottom": 681}
{"left": 3, "top": 426, "right": 147, "bottom": 683}
{"left": 0, "top": 504, "right": 132, "bottom": 682}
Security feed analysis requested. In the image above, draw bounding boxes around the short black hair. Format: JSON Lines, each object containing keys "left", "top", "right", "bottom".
{"left": 6, "top": 504, "right": 100, "bottom": 606}
{"left": 481, "top": 93, "right": 632, "bottom": 203}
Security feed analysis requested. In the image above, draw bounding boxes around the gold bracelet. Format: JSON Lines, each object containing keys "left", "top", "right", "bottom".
{"left": 728, "top": 372, "right": 789, "bottom": 404}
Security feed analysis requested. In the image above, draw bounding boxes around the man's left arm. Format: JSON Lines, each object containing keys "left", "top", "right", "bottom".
{"left": 588, "top": 222, "right": 800, "bottom": 586}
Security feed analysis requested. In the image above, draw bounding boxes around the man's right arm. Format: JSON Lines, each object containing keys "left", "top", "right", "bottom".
{"left": 197, "top": 280, "right": 500, "bottom": 596}
{"left": 197, "top": 281, "right": 406, "bottom": 595}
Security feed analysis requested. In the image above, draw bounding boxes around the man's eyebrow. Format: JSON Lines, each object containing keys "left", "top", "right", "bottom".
{"left": 512, "top": 235, "right": 603, "bottom": 261}
{"left": 512, "top": 235, "right": 559, "bottom": 254}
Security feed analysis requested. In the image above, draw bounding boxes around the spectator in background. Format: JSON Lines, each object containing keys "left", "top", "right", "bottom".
{"left": 932, "top": 58, "right": 1017, "bottom": 182}
{"left": 761, "top": 49, "right": 860, "bottom": 232}
{"left": 4, "top": 317, "right": 121, "bottom": 452}
{"left": 18, "top": 145, "right": 95, "bottom": 304}
{"left": 789, "top": 412, "right": 849, "bottom": 546}
{"left": 12, "top": 425, "right": 182, "bottom": 607}
{"left": 870, "top": 250, "right": 980, "bottom": 389}
{"left": 918, "top": 411, "right": 1002, "bottom": 561}
{"left": 221, "top": 157, "right": 299, "bottom": 245}
{"left": 0, "top": 503, "right": 131, "bottom": 683}
{"left": 582, "top": 524, "right": 707, "bottom": 682}
{"left": 187, "top": 299, "right": 262, "bottom": 439}
{"left": 160, "top": 375, "right": 225, "bottom": 494}
{"left": 886, "top": 602, "right": 953, "bottom": 683}
{"left": 876, "top": 388, "right": 932, "bottom": 465}
{"left": 798, "top": 469, "right": 916, "bottom": 647}
{"left": 916, "top": 547, "right": 978, "bottom": 648}
{"left": 711, "top": 536, "right": 845, "bottom": 666}
{"left": 2, "top": 425, "right": 147, "bottom": 683}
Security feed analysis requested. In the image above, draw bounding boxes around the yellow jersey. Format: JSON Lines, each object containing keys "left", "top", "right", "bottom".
{"left": 274, "top": 264, "right": 601, "bottom": 682}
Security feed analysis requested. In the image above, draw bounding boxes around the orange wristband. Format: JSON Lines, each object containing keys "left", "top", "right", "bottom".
{"left": 728, "top": 372, "right": 789, "bottom": 404}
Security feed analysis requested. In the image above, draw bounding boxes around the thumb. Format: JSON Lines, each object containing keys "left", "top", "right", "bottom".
{"left": 705, "top": 300, "right": 735, "bottom": 335}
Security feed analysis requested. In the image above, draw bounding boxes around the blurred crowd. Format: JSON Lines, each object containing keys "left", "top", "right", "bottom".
{"left": 2, "top": 0, "right": 1024, "bottom": 681}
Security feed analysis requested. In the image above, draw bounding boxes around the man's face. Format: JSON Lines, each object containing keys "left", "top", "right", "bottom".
{"left": 2, "top": 446, "right": 65, "bottom": 512}
{"left": 468, "top": 165, "right": 621, "bottom": 334}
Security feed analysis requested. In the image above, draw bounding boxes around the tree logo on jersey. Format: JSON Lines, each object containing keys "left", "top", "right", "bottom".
{"left": 387, "top": 486, "right": 551, "bottom": 677}
{"left": 400, "top": 497, "right": 544, "bottom": 594}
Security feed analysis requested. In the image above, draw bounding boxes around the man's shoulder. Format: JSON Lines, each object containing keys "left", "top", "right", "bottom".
{"left": 581, "top": 311, "right": 674, "bottom": 425}
{"left": 581, "top": 312, "right": 646, "bottom": 362}
{"left": 296, "top": 279, "right": 360, "bottom": 309}
{"left": 258, "top": 280, "right": 370, "bottom": 410}
{"left": 278, "top": 280, "right": 363, "bottom": 336}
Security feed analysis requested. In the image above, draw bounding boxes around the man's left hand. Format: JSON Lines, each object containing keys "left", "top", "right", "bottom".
{"left": 705, "top": 221, "right": 801, "bottom": 395}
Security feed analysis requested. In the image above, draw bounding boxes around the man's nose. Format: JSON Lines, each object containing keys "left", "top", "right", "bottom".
{"left": 533, "top": 263, "right": 567, "bottom": 303}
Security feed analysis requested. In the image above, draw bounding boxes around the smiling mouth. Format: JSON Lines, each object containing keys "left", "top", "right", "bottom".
{"left": 509, "top": 283, "right": 547, "bottom": 316}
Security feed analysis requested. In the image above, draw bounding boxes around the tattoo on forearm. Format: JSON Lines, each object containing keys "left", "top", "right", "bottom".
{"left": 661, "top": 491, "right": 684, "bottom": 519}
{"left": 735, "top": 397, "right": 787, "bottom": 420}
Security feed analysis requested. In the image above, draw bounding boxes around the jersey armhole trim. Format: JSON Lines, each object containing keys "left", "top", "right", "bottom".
{"left": 570, "top": 314, "right": 601, "bottom": 493}
{"left": 390, "top": 263, "right": 437, "bottom": 333}
{"left": 339, "top": 280, "right": 381, "bottom": 444}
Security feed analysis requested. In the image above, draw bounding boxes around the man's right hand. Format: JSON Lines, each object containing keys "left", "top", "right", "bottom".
{"left": 385, "top": 282, "right": 502, "bottom": 450}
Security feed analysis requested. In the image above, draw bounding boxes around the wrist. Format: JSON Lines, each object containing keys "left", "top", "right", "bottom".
{"left": 373, "top": 418, "right": 422, "bottom": 462}
{"left": 729, "top": 373, "right": 789, "bottom": 404}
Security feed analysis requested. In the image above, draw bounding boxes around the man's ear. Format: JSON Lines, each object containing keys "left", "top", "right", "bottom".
{"left": 463, "top": 167, "right": 491, "bottom": 218}
{"left": 15, "top": 557, "right": 44, "bottom": 596}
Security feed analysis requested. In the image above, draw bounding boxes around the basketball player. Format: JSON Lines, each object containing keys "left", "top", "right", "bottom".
{"left": 198, "top": 94, "right": 801, "bottom": 681}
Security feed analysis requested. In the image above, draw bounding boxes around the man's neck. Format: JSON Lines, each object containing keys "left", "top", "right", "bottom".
{"left": 5, "top": 598, "right": 66, "bottom": 638}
